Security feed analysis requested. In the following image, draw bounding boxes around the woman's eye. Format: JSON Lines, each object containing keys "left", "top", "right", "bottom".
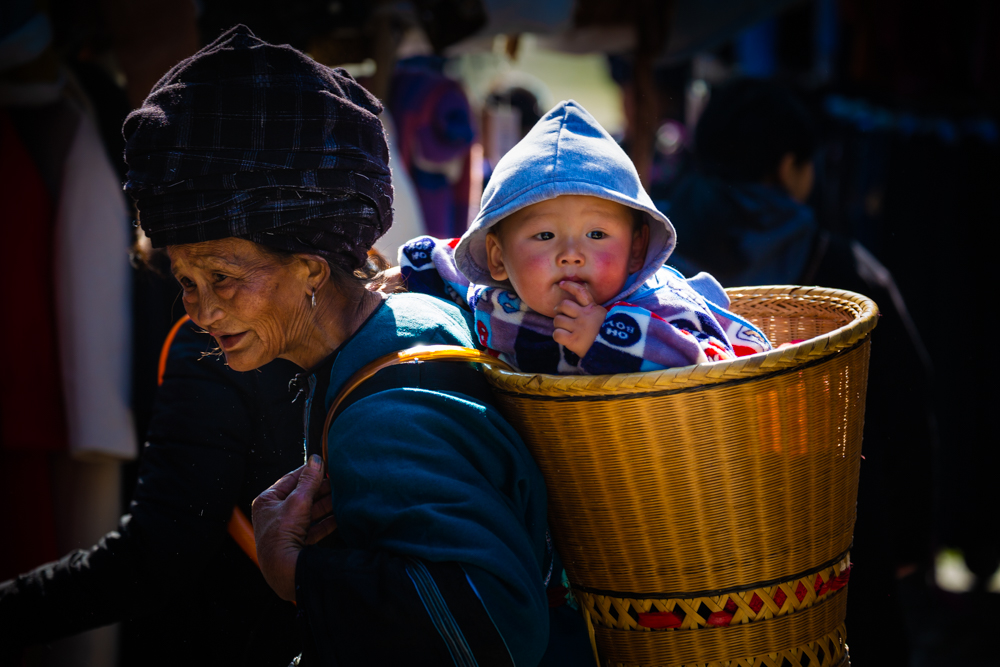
{"left": 213, "top": 273, "right": 230, "bottom": 284}
{"left": 535, "top": 231, "right": 554, "bottom": 241}
{"left": 178, "top": 277, "right": 195, "bottom": 291}
{"left": 587, "top": 231, "right": 607, "bottom": 239}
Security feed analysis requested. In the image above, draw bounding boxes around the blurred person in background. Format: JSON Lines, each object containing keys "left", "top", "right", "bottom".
{"left": 480, "top": 84, "right": 542, "bottom": 187}
{"left": 665, "top": 77, "right": 936, "bottom": 666}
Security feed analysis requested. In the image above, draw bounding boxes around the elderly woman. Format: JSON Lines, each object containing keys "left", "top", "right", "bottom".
{"left": 1, "top": 26, "right": 554, "bottom": 667}
{"left": 129, "top": 27, "right": 553, "bottom": 665}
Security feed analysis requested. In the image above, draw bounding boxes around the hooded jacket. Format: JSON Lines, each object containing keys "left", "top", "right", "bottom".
{"left": 664, "top": 172, "right": 818, "bottom": 287}
{"left": 401, "top": 101, "right": 771, "bottom": 374}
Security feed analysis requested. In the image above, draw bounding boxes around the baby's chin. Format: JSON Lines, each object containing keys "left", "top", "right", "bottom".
{"left": 504, "top": 286, "right": 558, "bottom": 316}
{"left": 523, "top": 297, "right": 561, "bottom": 316}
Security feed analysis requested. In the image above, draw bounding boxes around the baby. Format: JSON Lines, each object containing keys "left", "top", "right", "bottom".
{"left": 400, "top": 101, "right": 771, "bottom": 374}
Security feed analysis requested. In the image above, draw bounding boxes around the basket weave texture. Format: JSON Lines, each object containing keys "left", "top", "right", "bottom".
{"left": 482, "top": 286, "right": 876, "bottom": 667}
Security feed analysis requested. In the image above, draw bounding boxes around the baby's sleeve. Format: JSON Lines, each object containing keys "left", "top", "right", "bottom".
{"left": 398, "top": 236, "right": 471, "bottom": 310}
{"left": 578, "top": 302, "right": 732, "bottom": 374}
{"left": 577, "top": 268, "right": 772, "bottom": 375}
{"left": 680, "top": 270, "right": 773, "bottom": 358}
{"left": 471, "top": 287, "right": 573, "bottom": 374}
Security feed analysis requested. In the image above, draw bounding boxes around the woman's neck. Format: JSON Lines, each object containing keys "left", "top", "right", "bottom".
{"left": 292, "top": 288, "right": 386, "bottom": 370}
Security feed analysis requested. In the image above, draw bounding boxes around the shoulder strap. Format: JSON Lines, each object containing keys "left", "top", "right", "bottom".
{"left": 157, "top": 315, "right": 192, "bottom": 387}
{"left": 321, "top": 345, "right": 511, "bottom": 467}
{"left": 330, "top": 360, "right": 495, "bottom": 420}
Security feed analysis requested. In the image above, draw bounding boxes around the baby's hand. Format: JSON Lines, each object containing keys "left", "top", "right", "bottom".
{"left": 553, "top": 281, "right": 607, "bottom": 358}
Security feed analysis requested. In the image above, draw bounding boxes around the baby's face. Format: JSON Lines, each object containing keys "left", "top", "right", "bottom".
{"left": 485, "top": 195, "right": 647, "bottom": 315}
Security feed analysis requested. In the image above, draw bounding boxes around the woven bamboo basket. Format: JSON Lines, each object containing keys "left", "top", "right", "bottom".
{"left": 482, "top": 285, "right": 878, "bottom": 667}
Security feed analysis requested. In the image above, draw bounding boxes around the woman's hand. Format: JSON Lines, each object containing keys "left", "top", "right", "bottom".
{"left": 252, "top": 455, "right": 337, "bottom": 602}
{"left": 552, "top": 281, "right": 607, "bottom": 358}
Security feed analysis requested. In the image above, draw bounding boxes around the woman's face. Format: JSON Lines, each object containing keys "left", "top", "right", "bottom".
{"left": 168, "top": 238, "right": 314, "bottom": 371}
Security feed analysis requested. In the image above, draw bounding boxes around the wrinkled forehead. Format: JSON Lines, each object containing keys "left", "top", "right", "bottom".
{"left": 167, "top": 238, "right": 269, "bottom": 273}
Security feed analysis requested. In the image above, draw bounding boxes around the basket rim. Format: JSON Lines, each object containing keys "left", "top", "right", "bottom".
{"left": 484, "top": 285, "right": 878, "bottom": 396}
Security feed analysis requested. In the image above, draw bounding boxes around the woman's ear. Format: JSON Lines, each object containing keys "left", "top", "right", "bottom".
{"left": 628, "top": 223, "right": 650, "bottom": 273}
{"left": 298, "top": 254, "right": 331, "bottom": 295}
{"left": 485, "top": 232, "right": 508, "bottom": 281}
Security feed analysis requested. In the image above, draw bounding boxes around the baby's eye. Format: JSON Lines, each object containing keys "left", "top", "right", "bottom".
{"left": 587, "top": 231, "right": 607, "bottom": 239}
{"left": 535, "top": 231, "right": 554, "bottom": 241}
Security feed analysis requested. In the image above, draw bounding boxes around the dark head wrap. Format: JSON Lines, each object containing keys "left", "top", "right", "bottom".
{"left": 123, "top": 25, "right": 393, "bottom": 271}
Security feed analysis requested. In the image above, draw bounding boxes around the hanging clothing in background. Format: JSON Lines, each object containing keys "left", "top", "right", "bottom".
{"left": 388, "top": 56, "right": 476, "bottom": 238}
{"left": 0, "top": 110, "right": 64, "bottom": 578}
{"left": 54, "top": 104, "right": 135, "bottom": 460}
{"left": 0, "top": 11, "right": 134, "bottom": 664}
{"left": 2, "top": 100, "right": 134, "bottom": 464}
{"left": 372, "top": 110, "right": 426, "bottom": 261}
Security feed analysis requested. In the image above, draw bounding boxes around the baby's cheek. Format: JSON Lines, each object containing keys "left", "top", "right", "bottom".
{"left": 523, "top": 253, "right": 552, "bottom": 272}
{"left": 512, "top": 254, "right": 554, "bottom": 287}
{"left": 592, "top": 250, "right": 629, "bottom": 279}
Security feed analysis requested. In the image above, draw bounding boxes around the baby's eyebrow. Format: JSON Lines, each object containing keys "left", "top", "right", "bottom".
{"left": 514, "top": 211, "right": 554, "bottom": 223}
{"left": 580, "top": 206, "right": 630, "bottom": 218}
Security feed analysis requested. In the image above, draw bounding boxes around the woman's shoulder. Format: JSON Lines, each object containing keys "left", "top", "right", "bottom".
{"left": 381, "top": 292, "right": 475, "bottom": 345}
{"left": 327, "top": 293, "right": 477, "bottom": 394}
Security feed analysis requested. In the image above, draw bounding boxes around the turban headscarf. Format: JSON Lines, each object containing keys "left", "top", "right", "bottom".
{"left": 123, "top": 25, "right": 393, "bottom": 271}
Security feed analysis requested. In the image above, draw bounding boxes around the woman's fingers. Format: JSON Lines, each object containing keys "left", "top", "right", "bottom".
{"left": 264, "top": 466, "right": 305, "bottom": 502}
{"left": 252, "top": 455, "right": 327, "bottom": 602}
{"left": 306, "top": 515, "right": 339, "bottom": 545}
{"left": 310, "top": 487, "right": 334, "bottom": 523}
{"left": 308, "top": 476, "right": 336, "bottom": 541}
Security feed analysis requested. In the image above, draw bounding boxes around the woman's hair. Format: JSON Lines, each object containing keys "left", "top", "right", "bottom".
{"left": 257, "top": 244, "right": 402, "bottom": 296}
{"left": 694, "top": 78, "right": 817, "bottom": 183}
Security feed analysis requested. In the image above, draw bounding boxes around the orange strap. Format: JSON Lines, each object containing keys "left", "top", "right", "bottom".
{"left": 156, "top": 315, "right": 190, "bottom": 387}
{"left": 227, "top": 503, "right": 259, "bottom": 567}
{"left": 156, "top": 315, "right": 258, "bottom": 566}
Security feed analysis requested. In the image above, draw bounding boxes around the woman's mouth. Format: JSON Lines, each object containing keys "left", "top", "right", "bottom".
{"left": 215, "top": 331, "right": 248, "bottom": 351}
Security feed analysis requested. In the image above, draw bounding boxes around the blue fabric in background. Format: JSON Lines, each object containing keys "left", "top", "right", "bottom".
{"left": 666, "top": 173, "right": 817, "bottom": 286}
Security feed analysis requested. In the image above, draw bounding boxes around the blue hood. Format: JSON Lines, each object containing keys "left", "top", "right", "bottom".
{"left": 455, "top": 100, "right": 676, "bottom": 302}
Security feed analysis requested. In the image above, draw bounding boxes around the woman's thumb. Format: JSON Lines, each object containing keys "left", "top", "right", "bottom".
{"left": 296, "top": 454, "right": 325, "bottom": 496}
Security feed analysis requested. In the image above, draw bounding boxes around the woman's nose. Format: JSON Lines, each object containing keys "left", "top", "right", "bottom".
{"left": 188, "top": 288, "right": 224, "bottom": 328}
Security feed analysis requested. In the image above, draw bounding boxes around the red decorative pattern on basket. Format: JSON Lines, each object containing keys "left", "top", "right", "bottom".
{"left": 706, "top": 610, "right": 733, "bottom": 626}
{"left": 575, "top": 553, "right": 851, "bottom": 633}
{"left": 773, "top": 587, "right": 787, "bottom": 609}
{"left": 795, "top": 581, "right": 808, "bottom": 602}
{"left": 829, "top": 565, "right": 851, "bottom": 592}
{"left": 637, "top": 611, "right": 682, "bottom": 629}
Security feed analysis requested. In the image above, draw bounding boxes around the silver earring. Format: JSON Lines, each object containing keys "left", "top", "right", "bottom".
{"left": 311, "top": 290, "right": 317, "bottom": 308}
